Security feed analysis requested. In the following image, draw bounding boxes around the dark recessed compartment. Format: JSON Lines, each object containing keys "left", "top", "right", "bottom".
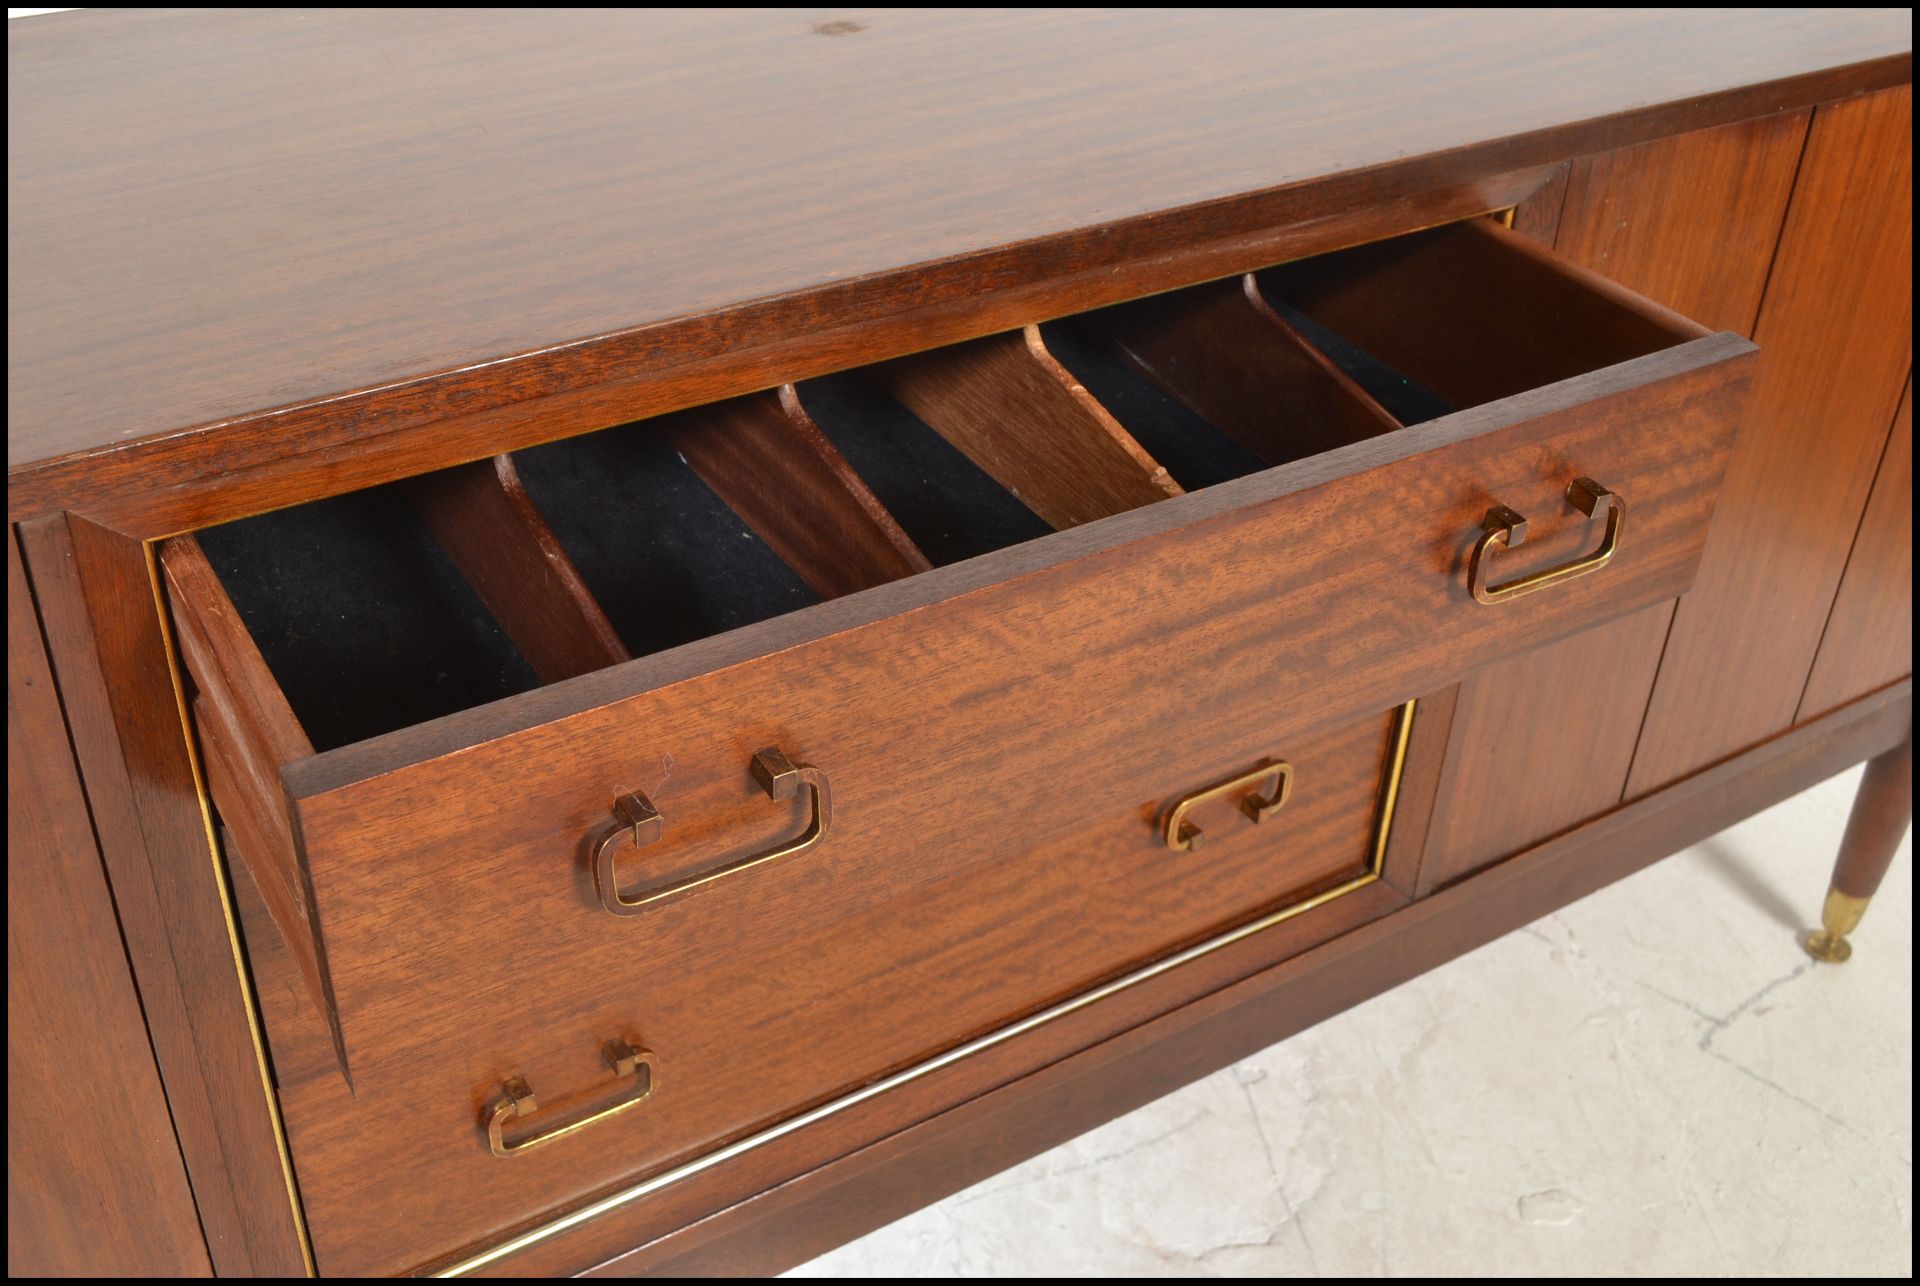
{"left": 1040, "top": 315, "right": 1270, "bottom": 491}
{"left": 795, "top": 373, "right": 1053, "bottom": 565}
{"left": 511, "top": 421, "right": 825, "bottom": 663}
{"left": 1254, "top": 298, "right": 1458, "bottom": 428}
{"left": 193, "top": 484, "right": 543, "bottom": 754}
{"left": 1052, "top": 274, "right": 1406, "bottom": 479}
{"left": 1257, "top": 221, "right": 1696, "bottom": 414}
{"left": 177, "top": 214, "right": 1636, "bottom": 760}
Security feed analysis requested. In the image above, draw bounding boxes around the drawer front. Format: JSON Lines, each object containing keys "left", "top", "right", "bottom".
{"left": 280, "top": 704, "right": 1410, "bottom": 1274}
{"left": 267, "top": 335, "right": 1749, "bottom": 1272}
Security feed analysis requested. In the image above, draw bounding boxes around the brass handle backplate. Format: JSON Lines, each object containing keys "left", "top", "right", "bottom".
{"left": 592, "top": 747, "right": 831, "bottom": 915}
{"left": 1162, "top": 758, "right": 1293, "bottom": 852}
{"left": 487, "top": 1037, "right": 656, "bottom": 1157}
{"left": 1469, "top": 477, "right": 1624, "bottom": 604}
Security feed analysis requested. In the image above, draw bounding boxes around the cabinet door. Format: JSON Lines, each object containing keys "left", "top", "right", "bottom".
{"left": 1417, "top": 110, "right": 1808, "bottom": 890}
{"left": 1798, "top": 380, "right": 1914, "bottom": 719}
{"left": 1629, "top": 85, "right": 1913, "bottom": 793}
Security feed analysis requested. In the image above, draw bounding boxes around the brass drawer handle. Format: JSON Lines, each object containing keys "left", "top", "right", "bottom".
{"left": 1469, "top": 477, "right": 1624, "bottom": 604}
{"left": 592, "top": 747, "right": 831, "bottom": 915}
{"left": 1162, "top": 758, "right": 1293, "bottom": 852}
{"left": 487, "top": 1037, "right": 656, "bottom": 1157}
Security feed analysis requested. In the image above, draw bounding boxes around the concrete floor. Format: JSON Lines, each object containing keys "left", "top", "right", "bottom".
{"left": 790, "top": 767, "right": 1914, "bottom": 1277}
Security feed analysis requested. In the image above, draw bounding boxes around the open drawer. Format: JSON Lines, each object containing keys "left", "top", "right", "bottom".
{"left": 165, "top": 218, "right": 1753, "bottom": 1275}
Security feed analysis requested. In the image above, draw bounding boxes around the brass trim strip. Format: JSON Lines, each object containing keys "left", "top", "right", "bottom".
{"left": 145, "top": 539, "right": 318, "bottom": 1276}
{"left": 1371, "top": 698, "right": 1417, "bottom": 875}
{"left": 433, "top": 699, "right": 1417, "bottom": 1277}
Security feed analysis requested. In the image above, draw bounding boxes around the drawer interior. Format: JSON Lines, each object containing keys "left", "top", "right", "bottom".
{"left": 1259, "top": 221, "right": 1706, "bottom": 408}
{"left": 185, "top": 216, "right": 1699, "bottom": 755}
{"left": 195, "top": 482, "right": 543, "bottom": 756}
{"left": 164, "top": 214, "right": 1719, "bottom": 1053}
{"left": 510, "top": 425, "right": 825, "bottom": 664}
{"left": 794, "top": 374, "right": 1056, "bottom": 564}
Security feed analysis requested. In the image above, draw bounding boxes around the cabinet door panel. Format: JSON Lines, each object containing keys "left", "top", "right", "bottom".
{"left": 1799, "top": 379, "right": 1914, "bottom": 719}
{"left": 1629, "top": 85, "right": 1913, "bottom": 793}
{"left": 1419, "top": 110, "right": 1809, "bottom": 888}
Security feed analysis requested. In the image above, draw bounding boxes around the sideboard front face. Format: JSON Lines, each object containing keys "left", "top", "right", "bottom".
{"left": 5, "top": 10, "right": 1910, "bottom": 1278}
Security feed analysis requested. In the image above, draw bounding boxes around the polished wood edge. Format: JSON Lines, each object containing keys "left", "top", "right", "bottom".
{"left": 20, "top": 79, "right": 1857, "bottom": 537}
{"left": 561, "top": 678, "right": 1913, "bottom": 1278}
{"left": 136, "top": 523, "right": 320, "bottom": 1276}
{"left": 286, "top": 333, "right": 1757, "bottom": 800}
{"left": 18, "top": 60, "right": 1910, "bottom": 535}
{"left": 161, "top": 536, "right": 316, "bottom": 761}
{"left": 140, "top": 525, "right": 318, "bottom": 1282}
{"left": 159, "top": 535, "right": 353, "bottom": 1085}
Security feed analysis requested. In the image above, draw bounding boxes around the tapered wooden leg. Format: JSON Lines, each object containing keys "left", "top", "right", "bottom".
{"left": 1806, "top": 730, "right": 1913, "bottom": 962}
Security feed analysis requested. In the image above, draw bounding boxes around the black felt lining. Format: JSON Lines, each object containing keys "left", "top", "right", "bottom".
{"left": 798, "top": 372, "right": 1055, "bottom": 564}
{"left": 511, "top": 426, "right": 821, "bottom": 661}
{"left": 1039, "top": 317, "right": 1271, "bottom": 489}
{"left": 1260, "top": 296, "right": 1459, "bottom": 426}
{"left": 197, "top": 287, "right": 1452, "bottom": 753}
{"left": 194, "top": 483, "right": 541, "bottom": 754}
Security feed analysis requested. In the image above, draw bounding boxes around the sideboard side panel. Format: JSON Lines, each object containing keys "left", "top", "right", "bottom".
{"left": 1417, "top": 111, "right": 1809, "bottom": 890}
{"left": 17, "top": 515, "right": 311, "bottom": 1277}
{"left": 7, "top": 531, "right": 213, "bottom": 1277}
{"left": 1629, "top": 84, "right": 1914, "bottom": 793}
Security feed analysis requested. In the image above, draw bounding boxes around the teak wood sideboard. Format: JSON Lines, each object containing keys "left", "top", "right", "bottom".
{"left": 7, "top": 9, "right": 1913, "bottom": 1278}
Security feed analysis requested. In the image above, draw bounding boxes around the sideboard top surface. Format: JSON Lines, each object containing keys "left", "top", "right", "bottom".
{"left": 6, "top": 7, "right": 1911, "bottom": 513}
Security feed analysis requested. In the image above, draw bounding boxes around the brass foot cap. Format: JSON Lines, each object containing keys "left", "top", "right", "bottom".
{"left": 1804, "top": 930, "right": 1853, "bottom": 964}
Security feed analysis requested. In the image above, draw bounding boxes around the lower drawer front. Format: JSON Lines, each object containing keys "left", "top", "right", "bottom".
{"left": 268, "top": 703, "right": 1408, "bottom": 1274}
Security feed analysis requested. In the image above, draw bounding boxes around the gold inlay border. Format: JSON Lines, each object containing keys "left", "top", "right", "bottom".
{"left": 146, "top": 539, "right": 318, "bottom": 1276}
{"left": 433, "top": 698, "right": 1418, "bottom": 1277}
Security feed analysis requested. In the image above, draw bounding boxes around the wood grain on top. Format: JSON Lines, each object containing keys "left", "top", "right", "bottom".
{"left": 7, "top": 8, "right": 1909, "bottom": 500}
